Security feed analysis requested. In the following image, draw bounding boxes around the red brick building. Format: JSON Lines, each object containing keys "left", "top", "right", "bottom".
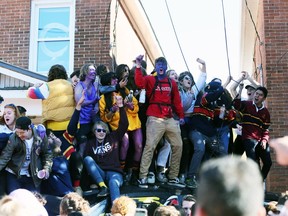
{"left": 254, "top": 0, "right": 288, "bottom": 193}
{"left": 0, "top": 0, "right": 287, "bottom": 194}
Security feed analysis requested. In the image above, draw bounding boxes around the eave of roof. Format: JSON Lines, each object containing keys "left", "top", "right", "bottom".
{"left": 0, "top": 60, "right": 47, "bottom": 83}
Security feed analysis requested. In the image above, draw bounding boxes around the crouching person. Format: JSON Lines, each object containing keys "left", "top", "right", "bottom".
{"left": 0, "top": 116, "right": 53, "bottom": 193}
{"left": 83, "top": 95, "right": 128, "bottom": 203}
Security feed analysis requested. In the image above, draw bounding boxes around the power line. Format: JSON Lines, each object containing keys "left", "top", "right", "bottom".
{"left": 164, "top": 0, "right": 190, "bottom": 73}
{"left": 220, "top": 0, "right": 232, "bottom": 78}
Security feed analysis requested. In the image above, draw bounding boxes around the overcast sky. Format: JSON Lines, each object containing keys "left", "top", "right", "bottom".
{"left": 141, "top": 0, "right": 241, "bottom": 83}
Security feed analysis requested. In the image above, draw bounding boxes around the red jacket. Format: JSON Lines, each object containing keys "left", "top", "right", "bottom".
{"left": 134, "top": 68, "right": 184, "bottom": 119}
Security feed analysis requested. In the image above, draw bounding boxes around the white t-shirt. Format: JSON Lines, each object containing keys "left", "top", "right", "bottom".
{"left": 20, "top": 137, "right": 34, "bottom": 177}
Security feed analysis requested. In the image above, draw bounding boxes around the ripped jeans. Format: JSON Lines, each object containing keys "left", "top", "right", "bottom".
{"left": 83, "top": 156, "right": 123, "bottom": 202}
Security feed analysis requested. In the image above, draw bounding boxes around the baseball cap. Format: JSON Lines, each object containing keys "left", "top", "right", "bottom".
{"left": 245, "top": 84, "right": 256, "bottom": 90}
{"left": 15, "top": 116, "right": 32, "bottom": 130}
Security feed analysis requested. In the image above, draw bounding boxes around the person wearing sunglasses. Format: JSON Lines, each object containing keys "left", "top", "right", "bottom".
{"left": 177, "top": 59, "right": 207, "bottom": 184}
{"left": 82, "top": 95, "right": 128, "bottom": 204}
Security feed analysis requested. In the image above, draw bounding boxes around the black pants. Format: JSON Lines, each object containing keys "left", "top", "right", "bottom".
{"left": 243, "top": 139, "right": 272, "bottom": 180}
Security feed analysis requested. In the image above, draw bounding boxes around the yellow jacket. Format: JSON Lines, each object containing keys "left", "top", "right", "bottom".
{"left": 99, "top": 91, "right": 141, "bottom": 131}
{"left": 42, "top": 79, "right": 75, "bottom": 131}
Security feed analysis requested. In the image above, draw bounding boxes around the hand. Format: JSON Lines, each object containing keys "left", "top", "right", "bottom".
{"left": 270, "top": 136, "right": 288, "bottom": 166}
{"left": 115, "top": 95, "right": 124, "bottom": 107}
{"left": 119, "top": 78, "right": 128, "bottom": 88}
{"left": 196, "top": 58, "right": 206, "bottom": 73}
{"left": 125, "top": 101, "right": 134, "bottom": 110}
{"left": 259, "top": 140, "right": 267, "bottom": 150}
{"left": 240, "top": 71, "right": 249, "bottom": 80}
{"left": 110, "top": 104, "right": 119, "bottom": 113}
{"left": 135, "top": 55, "right": 144, "bottom": 68}
{"left": 179, "top": 118, "right": 185, "bottom": 125}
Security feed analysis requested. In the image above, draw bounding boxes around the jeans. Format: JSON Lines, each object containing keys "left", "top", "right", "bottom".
{"left": 243, "top": 139, "right": 272, "bottom": 180}
{"left": 6, "top": 171, "right": 38, "bottom": 194}
{"left": 187, "top": 130, "right": 225, "bottom": 178}
{"left": 83, "top": 156, "right": 123, "bottom": 202}
{"left": 216, "top": 125, "right": 230, "bottom": 154}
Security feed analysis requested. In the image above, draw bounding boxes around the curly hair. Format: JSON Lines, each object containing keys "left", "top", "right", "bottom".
{"left": 79, "top": 63, "right": 95, "bottom": 81}
{"left": 59, "top": 192, "right": 90, "bottom": 216}
{"left": 111, "top": 196, "right": 137, "bottom": 216}
{"left": 47, "top": 64, "right": 68, "bottom": 82}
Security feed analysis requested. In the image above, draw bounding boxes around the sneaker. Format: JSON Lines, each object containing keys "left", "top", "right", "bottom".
{"left": 90, "top": 184, "right": 98, "bottom": 189}
{"left": 147, "top": 172, "right": 155, "bottom": 184}
{"left": 185, "top": 177, "right": 198, "bottom": 189}
{"left": 178, "top": 173, "right": 185, "bottom": 184}
{"left": 138, "top": 177, "right": 149, "bottom": 188}
{"left": 156, "top": 172, "right": 168, "bottom": 183}
{"left": 167, "top": 177, "right": 186, "bottom": 188}
{"left": 74, "top": 186, "right": 83, "bottom": 197}
{"left": 97, "top": 187, "right": 109, "bottom": 197}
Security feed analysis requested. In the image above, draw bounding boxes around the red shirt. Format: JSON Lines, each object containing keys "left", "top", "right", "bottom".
{"left": 134, "top": 68, "right": 184, "bottom": 119}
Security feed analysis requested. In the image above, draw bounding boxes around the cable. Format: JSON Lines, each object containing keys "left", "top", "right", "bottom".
{"left": 220, "top": 0, "right": 232, "bottom": 78}
{"left": 244, "top": 0, "right": 264, "bottom": 84}
{"left": 138, "top": 0, "right": 166, "bottom": 65}
{"left": 164, "top": 0, "right": 190, "bottom": 72}
{"left": 164, "top": 0, "right": 201, "bottom": 94}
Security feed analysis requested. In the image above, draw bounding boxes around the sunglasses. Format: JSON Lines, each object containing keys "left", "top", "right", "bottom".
{"left": 96, "top": 128, "right": 107, "bottom": 133}
{"left": 184, "top": 76, "right": 191, "bottom": 81}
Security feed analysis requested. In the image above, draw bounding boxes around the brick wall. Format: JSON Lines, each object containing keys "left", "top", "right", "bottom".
{"left": 0, "top": 0, "right": 112, "bottom": 72}
{"left": 74, "top": 0, "right": 111, "bottom": 70}
{"left": 257, "top": 0, "right": 288, "bottom": 193}
{"left": 0, "top": 0, "right": 31, "bottom": 68}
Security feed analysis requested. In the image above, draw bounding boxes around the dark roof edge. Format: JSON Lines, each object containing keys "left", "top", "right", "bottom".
{"left": 0, "top": 61, "right": 48, "bottom": 82}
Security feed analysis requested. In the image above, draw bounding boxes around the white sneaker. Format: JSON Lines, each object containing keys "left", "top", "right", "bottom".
{"left": 147, "top": 172, "right": 155, "bottom": 184}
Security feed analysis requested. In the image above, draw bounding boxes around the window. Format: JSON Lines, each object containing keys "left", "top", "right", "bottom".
{"left": 29, "top": 0, "right": 75, "bottom": 75}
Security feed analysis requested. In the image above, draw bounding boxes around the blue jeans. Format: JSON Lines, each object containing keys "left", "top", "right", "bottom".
{"left": 216, "top": 125, "right": 230, "bottom": 154}
{"left": 187, "top": 130, "right": 225, "bottom": 178}
{"left": 83, "top": 156, "right": 123, "bottom": 202}
{"left": 6, "top": 171, "right": 38, "bottom": 194}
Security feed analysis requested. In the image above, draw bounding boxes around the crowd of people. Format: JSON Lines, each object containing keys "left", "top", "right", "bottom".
{"left": 0, "top": 53, "right": 285, "bottom": 215}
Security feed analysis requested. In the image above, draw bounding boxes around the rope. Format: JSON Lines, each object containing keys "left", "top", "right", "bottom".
{"left": 220, "top": 0, "right": 232, "bottom": 78}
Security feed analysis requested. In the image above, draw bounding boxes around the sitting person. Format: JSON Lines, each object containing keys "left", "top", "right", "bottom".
{"left": 82, "top": 95, "right": 128, "bottom": 203}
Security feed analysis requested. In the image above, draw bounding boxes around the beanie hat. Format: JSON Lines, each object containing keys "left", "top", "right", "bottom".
{"left": 15, "top": 116, "right": 32, "bottom": 130}
{"left": 204, "top": 81, "right": 222, "bottom": 92}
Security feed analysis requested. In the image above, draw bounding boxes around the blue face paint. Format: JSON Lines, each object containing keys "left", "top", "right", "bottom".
{"left": 155, "top": 61, "right": 168, "bottom": 80}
